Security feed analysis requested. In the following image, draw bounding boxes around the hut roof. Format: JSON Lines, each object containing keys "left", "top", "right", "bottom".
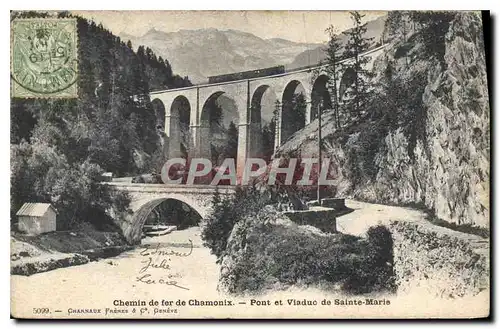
{"left": 16, "top": 203, "right": 57, "bottom": 217}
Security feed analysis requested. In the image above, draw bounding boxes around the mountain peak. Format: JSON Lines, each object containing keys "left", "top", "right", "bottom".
{"left": 143, "top": 27, "right": 160, "bottom": 36}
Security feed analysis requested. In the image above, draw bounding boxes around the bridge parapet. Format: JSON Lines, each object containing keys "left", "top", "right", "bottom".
{"left": 105, "top": 182, "right": 236, "bottom": 195}
{"left": 147, "top": 44, "right": 388, "bottom": 175}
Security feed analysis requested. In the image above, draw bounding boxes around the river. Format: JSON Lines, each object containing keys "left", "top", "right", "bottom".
{"left": 11, "top": 227, "right": 225, "bottom": 318}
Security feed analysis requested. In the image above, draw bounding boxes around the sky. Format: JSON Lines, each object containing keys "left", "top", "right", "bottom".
{"left": 74, "top": 10, "right": 387, "bottom": 44}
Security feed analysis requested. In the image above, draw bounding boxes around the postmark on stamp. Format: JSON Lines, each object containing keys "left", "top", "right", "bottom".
{"left": 11, "top": 18, "right": 78, "bottom": 98}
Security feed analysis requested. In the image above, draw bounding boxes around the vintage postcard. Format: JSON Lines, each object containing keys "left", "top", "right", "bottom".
{"left": 10, "top": 10, "right": 490, "bottom": 319}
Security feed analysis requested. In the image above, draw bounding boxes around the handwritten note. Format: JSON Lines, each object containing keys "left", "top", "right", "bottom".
{"left": 135, "top": 240, "right": 193, "bottom": 290}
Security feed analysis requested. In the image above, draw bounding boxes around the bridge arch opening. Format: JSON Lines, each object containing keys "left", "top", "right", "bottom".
{"left": 142, "top": 198, "right": 202, "bottom": 234}
{"left": 338, "top": 67, "right": 356, "bottom": 103}
{"left": 170, "top": 95, "right": 191, "bottom": 159}
{"left": 250, "top": 85, "right": 278, "bottom": 161}
{"left": 134, "top": 197, "right": 204, "bottom": 241}
{"left": 311, "top": 74, "right": 332, "bottom": 121}
{"left": 200, "top": 92, "right": 239, "bottom": 168}
{"left": 280, "top": 80, "right": 307, "bottom": 145}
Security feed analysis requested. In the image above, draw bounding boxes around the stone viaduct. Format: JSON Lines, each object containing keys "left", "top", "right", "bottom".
{"left": 149, "top": 45, "right": 386, "bottom": 177}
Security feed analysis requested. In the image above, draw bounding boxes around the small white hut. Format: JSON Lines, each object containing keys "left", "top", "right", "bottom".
{"left": 16, "top": 203, "right": 57, "bottom": 235}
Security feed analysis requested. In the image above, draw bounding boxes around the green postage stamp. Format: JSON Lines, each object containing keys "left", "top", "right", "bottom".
{"left": 11, "top": 18, "right": 78, "bottom": 98}
{"left": 9, "top": 10, "right": 491, "bottom": 320}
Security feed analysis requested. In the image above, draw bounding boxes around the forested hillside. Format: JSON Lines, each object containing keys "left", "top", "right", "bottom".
{"left": 11, "top": 12, "right": 191, "bottom": 229}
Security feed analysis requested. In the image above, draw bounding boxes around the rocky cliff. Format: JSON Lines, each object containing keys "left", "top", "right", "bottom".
{"left": 389, "top": 220, "right": 489, "bottom": 298}
{"left": 278, "top": 12, "right": 490, "bottom": 228}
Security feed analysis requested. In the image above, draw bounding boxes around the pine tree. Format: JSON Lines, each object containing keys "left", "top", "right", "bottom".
{"left": 209, "top": 102, "right": 224, "bottom": 133}
{"left": 145, "top": 47, "right": 154, "bottom": 61}
{"left": 385, "top": 11, "right": 410, "bottom": 66}
{"left": 281, "top": 93, "right": 306, "bottom": 142}
{"left": 222, "top": 121, "right": 238, "bottom": 160}
{"left": 163, "top": 59, "right": 173, "bottom": 78}
{"left": 342, "top": 11, "right": 374, "bottom": 121}
{"left": 272, "top": 100, "right": 281, "bottom": 148}
{"left": 385, "top": 11, "right": 408, "bottom": 42}
{"left": 324, "top": 25, "right": 343, "bottom": 129}
{"left": 290, "top": 93, "right": 307, "bottom": 134}
{"left": 408, "top": 11, "right": 455, "bottom": 66}
{"left": 261, "top": 123, "right": 275, "bottom": 161}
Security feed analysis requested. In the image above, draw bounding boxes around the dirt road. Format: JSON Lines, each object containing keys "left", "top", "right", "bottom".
{"left": 337, "top": 200, "right": 426, "bottom": 236}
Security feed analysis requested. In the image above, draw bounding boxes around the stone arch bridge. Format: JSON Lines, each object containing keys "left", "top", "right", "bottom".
{"left": 149, "top": 45, "right": 386, "bottom": 176}
{"left": 106, "top": 182, "right": 235, "bottom": 244}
